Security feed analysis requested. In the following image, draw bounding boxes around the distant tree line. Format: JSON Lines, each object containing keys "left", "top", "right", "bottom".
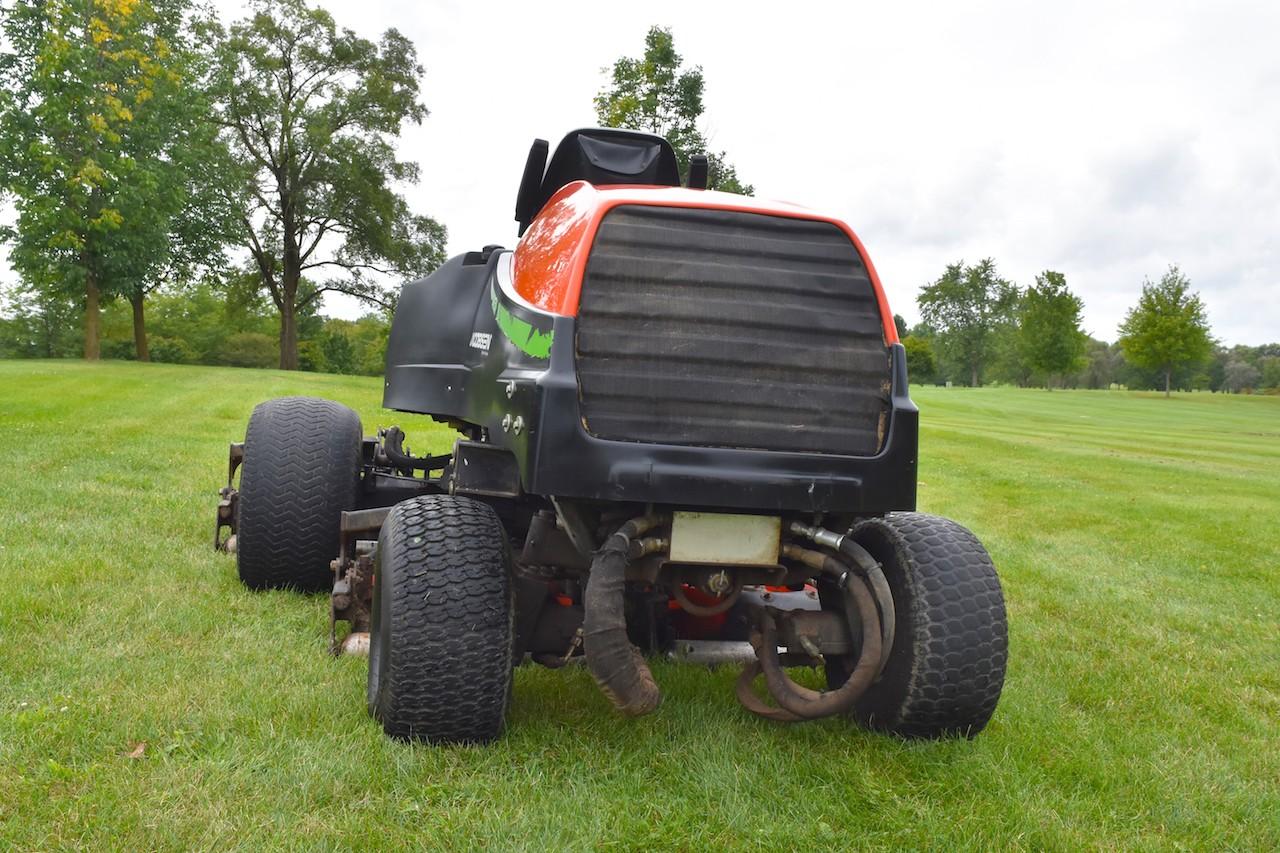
{"left": 1, "top": 8, "right": 1269, "bottom": 394}
{"left": 902, "top": 261, "right": 1275, "bottom": 395}
{"left": 0, "top": 275, "right": 391, "bottom": 374}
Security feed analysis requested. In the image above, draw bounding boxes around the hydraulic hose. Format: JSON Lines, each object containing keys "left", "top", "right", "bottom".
{"left": 836, "top": 540, "right": 896, "bottom": 675}
{"left": 788, "top": 522, "right": 896, "bottom": 674}
{"left": 734, "top": 659, "right": 803, "bottom": 722}
{"left": 753, "top": 545, "right": 883, "bottom": 719}
{"left": 582, "top": 514, "right": 667, "bottom": 716}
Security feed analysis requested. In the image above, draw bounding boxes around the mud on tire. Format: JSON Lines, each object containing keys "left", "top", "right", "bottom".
{"left": 842, "top": 512, "right": 1008, "bottom": 738}
{"left": 236, "top": 396, "right": 362, "bottom": 592}
{"left": 367, "top": 495, "right": 515, "bottom": 744}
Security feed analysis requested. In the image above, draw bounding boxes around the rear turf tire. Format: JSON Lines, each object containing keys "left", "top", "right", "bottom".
{"left": 236, "top": 397, "right": 362, "bottom": 592}
{"left": 834, "top": 512, "right": 1008, "bottom": 738}
{"left": 367, "top": 495, "right": 514, "bottom": 743}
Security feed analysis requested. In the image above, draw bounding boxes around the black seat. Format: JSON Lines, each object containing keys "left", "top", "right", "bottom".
{"left": 515, "top": 128, "right": 680, "bottom": 235}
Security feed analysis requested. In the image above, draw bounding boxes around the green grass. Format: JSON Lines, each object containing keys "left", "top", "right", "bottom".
{"left": 1, "top": 360, "right": 1277, "bottom": 850}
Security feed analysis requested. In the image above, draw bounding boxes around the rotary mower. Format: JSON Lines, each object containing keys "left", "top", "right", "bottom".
{"left": 214, "top": 128, "right": 1008, "bottom": 743}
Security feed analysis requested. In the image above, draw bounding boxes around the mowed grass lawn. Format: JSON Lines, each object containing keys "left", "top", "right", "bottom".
{"left": 1, "top": 359, "right": 1277, "bottom": 850}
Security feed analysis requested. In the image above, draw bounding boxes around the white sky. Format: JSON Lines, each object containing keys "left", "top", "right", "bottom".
{"left": 6, "top": 0, "right": 1279, "bottom": 345}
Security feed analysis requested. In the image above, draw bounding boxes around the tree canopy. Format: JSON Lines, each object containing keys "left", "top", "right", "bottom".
{"left": 1118, "top": 266, "right": 1214, "bottom": 396}
{"left": 917, "top": 259, "right": 1018, "bottom": 387}
{"left": 902, "top": 335, "right": 937, "bottom": 383}
{"left": 1018, "top": 270, "right": 1087, "bottom": 387}
{"left": 595, "top": 26, "right": 752, "bottom": 194}
{"left": 0, "top": 0, "right": 226, "bottom": 359}
{"left": 209, "top": 0, "right": 446, "bottom": 369}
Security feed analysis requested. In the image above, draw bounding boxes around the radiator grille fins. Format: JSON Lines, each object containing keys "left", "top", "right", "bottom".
{"left": 575, "top": 205, "right": 890, "bottom": 457}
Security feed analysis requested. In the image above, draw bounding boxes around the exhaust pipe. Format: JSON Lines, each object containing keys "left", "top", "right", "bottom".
{"left": 582, "top": 514, "right": 667, "bottom": 716}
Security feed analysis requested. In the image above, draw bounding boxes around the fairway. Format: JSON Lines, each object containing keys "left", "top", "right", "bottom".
{"left": 1, "top": 360, "right": 1277, "bottom": 849}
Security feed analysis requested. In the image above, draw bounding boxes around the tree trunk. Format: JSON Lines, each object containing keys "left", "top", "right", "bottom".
{"left": 970, "top": 365, "right": 979, "bottom": 388}
{"left": 279, "top": 187, "right": 301, "bottom": 370}
{"left": 84, "top": 272, "right": 101, "bottom": 361}
{"left": 279, "top": 298, "right": 299, "bottom": 370}
{"left": 130, "top": 292, "right": 150, "bottom": 362}
{"left": 1164, "top": 368, "right": 1171, "bottom": 397}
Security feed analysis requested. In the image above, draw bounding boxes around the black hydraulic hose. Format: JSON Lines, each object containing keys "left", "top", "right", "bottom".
{"left": 837, "top": 540, "right": 896, "bottom": 676}
{"left": 582, "top": 514, "right": 667, "bottom": 717}
{"left": 735, "top": 659, "right": 803, "bottom": 722}
{"left": 756, "top": 546, "right": 882, "bottom": 719}
{"left": 788, "top": 522, "right": 896, "bottom": 676}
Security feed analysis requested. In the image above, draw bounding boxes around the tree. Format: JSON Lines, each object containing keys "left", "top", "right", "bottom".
{"left": 0, "top": 0, "right": 226, "bottom": 360}
{"left": 1261, "top": 357, "right": 1280, "bottom": 392}
{"left": 1223, "top": 360, "right": 1260, "bottom": 393}
{"left": 209, "top": 0, "right": 447, "bottom": 369}
{"left": 917, "top": 259, "right": 1018, "bottom": 387}
{"left": 902, "top": 335, "right": 936, "bottom": 384}
{"left": 1117, "top": 266, "right": 1214, "bottom": 397}
{"left": 1070, "top": 338, "right": 1123, "bottom": 390}
{"left": 986, "top": 311, "right": 1032, "bottom": 387}
{"left": 112, "top": 63, "right": 240, "bottom": 361}
{"left": 0, "top": 280, "right": 81, "bottom": 358}
{"left": 1206, "top": 345, "right": 1229, "bottom": 392}
{"left": 1018, "top": 270, "right": 1087, "bottom": 388}
{"left": 892, "top": 313, "right": 909, "bottom": 340}
{"left": 595, "top": 26, "right": 752, "bottom": 194}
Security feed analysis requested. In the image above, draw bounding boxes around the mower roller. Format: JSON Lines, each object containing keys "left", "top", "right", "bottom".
{"left": 214, "top": 128, "right": 1008, "bottom": 744}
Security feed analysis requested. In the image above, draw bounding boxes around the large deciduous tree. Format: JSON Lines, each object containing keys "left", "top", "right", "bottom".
{"left": 917, "top": 259, "right": 1018, "bottom": 387}
{"left": 1018, "top": 270, "right": 1087, "bottom": 388}
{"left": 1118, "top": 265, "right": 1213, "bottom": 397}
{"left": 210, "top": 0, "right": 446, "bottom": 370}
{"left": 595, "top": 26, "right": 752, "bottom": 194}
{"left": 0, "top": 0, "right": 220, "bottom": 360}
{"left": 111, "top": 43, "right": 240, "bottom": 362}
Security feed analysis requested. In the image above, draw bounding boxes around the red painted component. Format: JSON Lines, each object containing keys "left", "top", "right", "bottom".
{"left": 668, "top": 585, "right": 730, "bottom": 639}
{"left": 511, "top": 182, "right": 900, "bottom": 344}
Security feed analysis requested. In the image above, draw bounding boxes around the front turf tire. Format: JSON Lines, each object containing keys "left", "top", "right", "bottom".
{"left": 844, "top": 512, "right": 1008, "bottom": 738}
{"left": 367, "top": 495, "right": 515, "bottom": 744}
{"left": 236, "top": 397, "right": 362, "bottom": 592}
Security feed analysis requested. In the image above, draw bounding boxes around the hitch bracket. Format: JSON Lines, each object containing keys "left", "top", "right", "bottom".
{"left": 214, "top": 443, "right": 244, "bottom": 553}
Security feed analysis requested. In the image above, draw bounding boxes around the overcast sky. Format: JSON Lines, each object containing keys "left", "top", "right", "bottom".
{"left": 6, "top": 0, "right": 1279, "bottom": 345}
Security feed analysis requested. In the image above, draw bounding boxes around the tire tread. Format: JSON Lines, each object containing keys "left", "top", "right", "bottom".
{"left": 236, "top": 396, "right": 362, "bottom": 591}
{"left": 370, "top": 495, "right": 513, "bottom": 744}
{"left": 851, "top": 512, "right": 1008, "bottom": 738}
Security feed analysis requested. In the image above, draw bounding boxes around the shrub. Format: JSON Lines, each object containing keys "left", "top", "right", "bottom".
{"left": 101, "top": 338, "right": 137, "bottom": 360}
{"left": 903, "top": 335, "right": 936, "bottom": 383}
{"left": 297, "top": 339, "right": 326, "bottom": 372}
{"left": 320, "top": 330, "right": 356, "bottom": 374}
{"left": 218, "top": 332, "right": 278, "bottom": 368}
{"left": 149, "top": 336, "right": 198, "bottom": 364}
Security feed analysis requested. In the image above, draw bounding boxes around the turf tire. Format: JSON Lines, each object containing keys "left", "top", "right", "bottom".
{"left": 831, "top": 512, "right": 1008, "bottom": 738}
{"left": 367, "top": 495, "right": 514, "bottom": 743}
{"left": 236, "top": 396, "right": 362, "bottom": 592}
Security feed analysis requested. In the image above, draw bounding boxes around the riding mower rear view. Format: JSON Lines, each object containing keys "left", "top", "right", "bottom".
{"left": 214, "top": 128, "right": 1008, "bottom": 743}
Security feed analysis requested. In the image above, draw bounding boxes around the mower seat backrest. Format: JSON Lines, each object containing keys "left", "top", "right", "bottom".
{"left": 515, "top": 128, "right": 680, "bottom": 235}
